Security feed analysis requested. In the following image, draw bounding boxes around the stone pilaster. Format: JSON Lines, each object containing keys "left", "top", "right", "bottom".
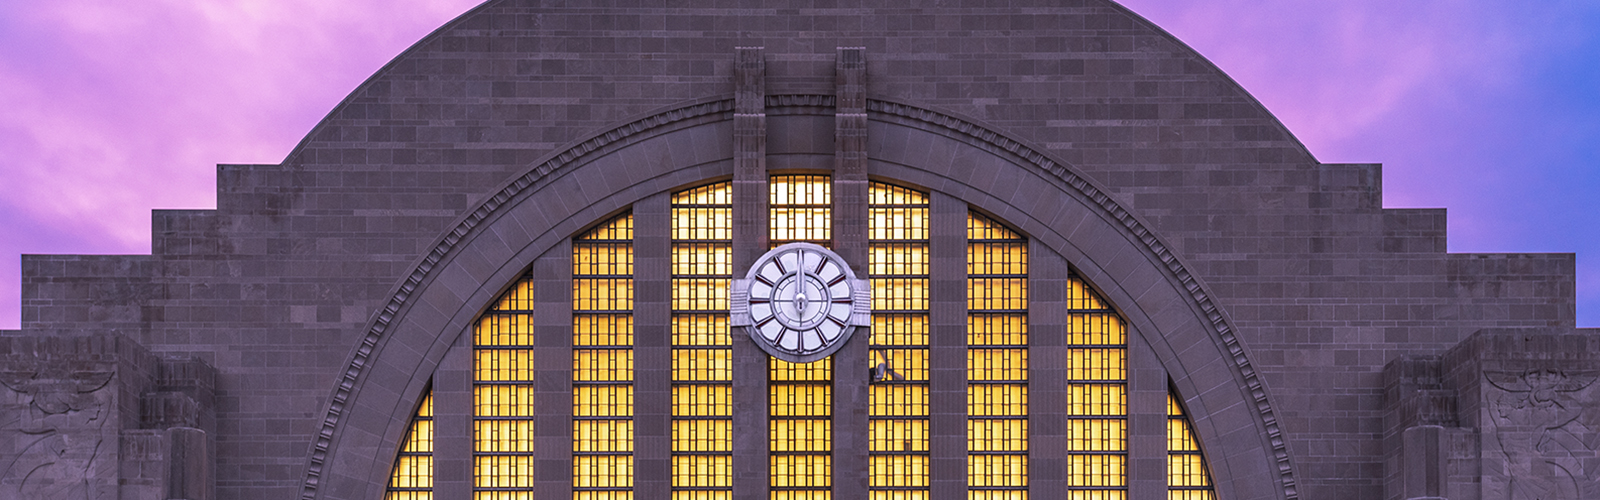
{"left": 730, "top": 46, "right": 770, "bottom": 500}
{"left": 633, "top": 193, "right": 674, "bottom": 499}
{"left": 433, "top": 326, "right": 473, "bottom": 498}
{"left": 1128, "top": 329, "right": 1169, "bottom": 499}
{"left": 532, "top": 246, "right": 574, "bottom": 499}
{"left": 928, "top": 193, "right": 968, "bottom": 500}
{"left": 831, "top": 46, "right": 871, "bottom": 500}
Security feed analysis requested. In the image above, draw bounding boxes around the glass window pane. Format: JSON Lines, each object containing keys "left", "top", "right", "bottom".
{"left": 870, "top": 183, "right": 933, "bottom": 500}
{"left": 387, "top": 390, "right": 434, "bottom": 495}
{"left": 570, "top": 213, "right": 636, "bottom": 499}
{"left": 1065, "top": 419, "right": 1126, "bottom": 452}
{"left": 770, "top": 175, "right": 832, "bottom": 245}
{"left": 673, "top": 182, "right": 734, "bottom": 498}
{"left": 1168, "top": 390, "right": 1216, "bottom": 495}
{"left": 1066, "top": 454, "right": 1126, "bottom": 487}
{"left": 966, "top": 213, "right": 1028, "bottom": 497}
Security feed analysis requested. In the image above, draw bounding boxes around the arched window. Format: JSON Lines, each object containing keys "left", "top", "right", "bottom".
{"left": 380, "top": 179, "right": 1216, "bottom": 500}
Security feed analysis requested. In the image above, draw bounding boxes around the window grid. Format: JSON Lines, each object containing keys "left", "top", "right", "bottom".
{"left": 966, "top": 212, "right": 1028, "bottom": 499}
{"left": 575, "top": 214, "right": 636, "bottom": 500}
{"left": 474, "top": 274, "right": 538, "bottom": 498}
{"left": 769, "top": 175, "right": 832, "bottom": 246}
{"left": 1168, "top": 393, "right": 1216, "bottom": 499}
{"left": 869, "top": 182, "right": 931, "bottom": 500}
{"left": 672, "top": 182, "right": 734, "bottom": 500}
{"left": 387, "top": 391, "right": 434, "bottom": 500}
{"left": 444, "top": 179, "right": 1220, "bottom": 498}
{"left": 769, "top": 175, "right": 833, "bottom": 500}
{"left": 1065, "top": 277, "right": 1128, "bottom": 497}
{"left": 771, "top": 358, "right": 834, "bottom": 498}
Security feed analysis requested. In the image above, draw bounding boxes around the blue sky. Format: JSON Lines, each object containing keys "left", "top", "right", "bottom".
{"left": 2, "top": 0, "right": 1596, "bottom": 328}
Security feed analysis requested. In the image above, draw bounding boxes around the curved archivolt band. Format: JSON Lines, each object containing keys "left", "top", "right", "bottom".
{"left": 301, "top": 96, "right": 1297, "bottom": 500}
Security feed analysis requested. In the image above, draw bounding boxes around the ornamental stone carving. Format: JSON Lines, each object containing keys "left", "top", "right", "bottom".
{"left": 0, "top": 359, "right": 117, "bottom": 500}
{"left": 0, "top": 334, "right": 216, "bottom": 500}
{"left": 1484, "top": 369, "right": 1600, "bottom": 500}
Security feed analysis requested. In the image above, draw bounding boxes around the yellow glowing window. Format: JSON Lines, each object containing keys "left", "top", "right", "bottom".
{"left": 673, "top": 182, "right": 734, "bottom": 500}
{"left": 967, "top": 212, "right": 1027, "bottom": 499}
{"left": 1064, "top": 276, "right": 1128, "bottom": 499}
{"left": 386, "top": 391, "right": 433, "bottom": 500}
{"left": 1168, "top": 392, "right": 1216, "bottom": 499}
{"left": 770, "top": 174, "right": 832, "bottom": 245}
{"left": 770, "top": 358, "right": 833, "bottom": 498}
{"left": 574, "top": 213, "right": 635, "bottom": 499}
{"left": 768, "top": 175, "right": 834, "bottom": 500}
{"left": 434, "top": 177, "right": 1185, "bottom": 498}
{"left": 869, "top": 182, "right": 931, "bottom": 500}
{"left": 474, "top": 273, "right": 537, "bottom": 499}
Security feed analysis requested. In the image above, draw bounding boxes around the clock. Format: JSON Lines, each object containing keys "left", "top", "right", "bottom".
{"left": 731, "top": 242, "right": 870, "bottom": 363}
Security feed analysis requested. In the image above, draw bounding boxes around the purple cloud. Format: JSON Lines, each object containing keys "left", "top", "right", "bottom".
{"left": 0, "top": 0, "right": 484, "bottom": 329}
{"left": 1123, "top": 0, "right": 1600, "bottom": 325}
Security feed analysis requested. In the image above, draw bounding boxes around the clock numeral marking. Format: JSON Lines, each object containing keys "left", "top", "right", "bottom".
{"left": 828, "top": 275, "right": 846, "bottom": 287}
{"left": 826, "top": 316, "right": 846, "bottom": 328}
{"left": 755, "top": 274, "right": 776, "bottom": 287}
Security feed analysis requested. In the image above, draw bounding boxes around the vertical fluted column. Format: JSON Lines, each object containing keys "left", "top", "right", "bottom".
{"left": 732, "top": 47, "right": 768, "bottom": 272}
{"left": 832, "top": 47, "right": 868, "bottom": 278}
{"left": 730, "top": 46, "right": 769, "bottom": 500}
{"left": 831, "top": 46, "right": 870, "bottom": 500}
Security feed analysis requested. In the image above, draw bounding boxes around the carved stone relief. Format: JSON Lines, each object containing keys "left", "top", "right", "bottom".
{"left": 0, "top": 361, "right": 116, "bottom": 500}
{"left": 1484, "top": 369, "right": 1600, "bottom": 500}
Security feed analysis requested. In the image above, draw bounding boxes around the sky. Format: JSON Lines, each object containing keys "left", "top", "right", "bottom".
{"left": 2, "top": 0, "right": 1597, "bottom": 329}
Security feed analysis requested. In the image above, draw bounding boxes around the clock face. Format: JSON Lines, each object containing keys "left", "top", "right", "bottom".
{"left": 733, "top": 243, "right": 869, "bottom": 363}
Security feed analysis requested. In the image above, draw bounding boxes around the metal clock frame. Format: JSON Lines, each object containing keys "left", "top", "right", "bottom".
{"left": 731, "top": 242, "right": 871, "bottom": 363}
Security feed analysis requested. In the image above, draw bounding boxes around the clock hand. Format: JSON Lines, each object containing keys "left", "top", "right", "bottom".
{"left": 795, "top": 249, "right": 808, "bottom": 312}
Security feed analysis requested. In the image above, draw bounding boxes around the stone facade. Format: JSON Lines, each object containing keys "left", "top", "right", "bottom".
{"left": 2, "top": 1, "right": 1589, "bottom": 499}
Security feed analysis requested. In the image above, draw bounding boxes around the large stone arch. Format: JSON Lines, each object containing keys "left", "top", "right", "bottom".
{"left": 300, "top": 98, "right": 1297, "bottom": 500}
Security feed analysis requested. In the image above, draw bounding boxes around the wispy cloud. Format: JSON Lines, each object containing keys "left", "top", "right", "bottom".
{"left": 1123, "top": 0, "right": 1600, "bottom": 325}
{"left": 0, "top": 0, "right": 483, "bottom": 328}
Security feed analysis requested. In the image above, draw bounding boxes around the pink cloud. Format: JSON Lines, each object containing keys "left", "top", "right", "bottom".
{"left": 1121, "top": 0, "right": 1560, "bottom": 157}
{"left": 0, "top": 0, "right": 483, "bottom": 328}
{"left": 4, "top": 1, "right": 1598, "bottom": 328}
